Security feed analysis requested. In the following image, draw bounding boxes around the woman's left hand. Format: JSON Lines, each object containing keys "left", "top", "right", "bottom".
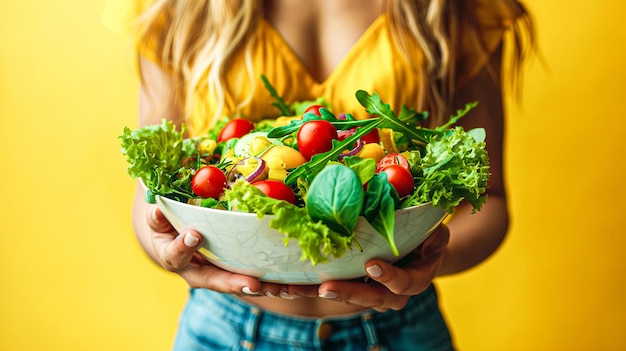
{"left": 287, "top": 224, "right": 450, "bottom": 312}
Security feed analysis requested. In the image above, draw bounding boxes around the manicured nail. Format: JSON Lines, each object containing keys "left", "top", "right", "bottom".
{"left": 279, "top": 290, "right": 300, "bottom": 299}
{"left": 265, "top": 291, "right": 277, "bottom": 297}
{"left": 242, "top": 287, "right": 259, "bottom": 295}
{"left": 183, "top": 233, "right": 199, "bottom": 247}
{"left": 319, "top": 291, "right": 338, "bottom": 299}
{"left": 366, "top": 265, "right": 383, "bottom": 278}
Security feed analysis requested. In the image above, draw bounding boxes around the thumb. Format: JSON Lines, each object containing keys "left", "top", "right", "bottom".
{"left": 158, "top": 231, "right": 202, "bottom": 271}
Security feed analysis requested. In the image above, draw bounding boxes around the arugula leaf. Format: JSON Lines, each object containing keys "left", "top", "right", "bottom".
{"left": 283, "top": 122, "right": 379, "bottom": 185}
{"left": 397, "top": 103, "right": 429, "bottom": 124}
{"left": 266, "top": 109, "right": 370, "bottom": 139}
{"left": 261, "top": 74, "right": 292, "bottom": 116}
{"left": 355, "top": 90, "right": 431, "bottom": 144}
{"left": 435, "top": 102, "right": 479, "bottom": 131}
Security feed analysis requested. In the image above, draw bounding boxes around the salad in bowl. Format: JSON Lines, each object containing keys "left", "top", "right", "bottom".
{"left": 120, "top": 85, "right": 490, "bottom": 283}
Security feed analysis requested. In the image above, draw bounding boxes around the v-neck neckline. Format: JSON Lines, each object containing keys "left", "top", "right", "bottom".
{"left": 261, "top": 14, "right": 387, "bottom": 87}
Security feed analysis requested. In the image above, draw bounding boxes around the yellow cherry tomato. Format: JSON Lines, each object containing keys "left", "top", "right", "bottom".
{"left": 261, "top": 145, "right": 306, "bottom": 169}
{"left": 274, "top": 115, "right": 302, "bottom": 127}
{"left": 357, "top": 143, "right": 385, "bottom": 162}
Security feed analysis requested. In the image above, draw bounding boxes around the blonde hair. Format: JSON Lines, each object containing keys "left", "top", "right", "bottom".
{"left": 136, "top": 0, "right": 261, "bottom": 131}
{"left": 385, "top": 0, "right": 535, "bottom": 121}
{"left": 136, "top": 0, "right": 534, "bottom": 129}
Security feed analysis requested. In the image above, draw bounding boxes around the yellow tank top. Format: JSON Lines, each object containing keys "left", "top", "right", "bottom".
{"left": 102, "top": 0, "right": 524, "bottom": 135}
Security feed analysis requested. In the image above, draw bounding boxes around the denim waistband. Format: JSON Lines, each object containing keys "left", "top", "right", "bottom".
{"left": 188, "top": 284, "right": 440, "bottom": 349}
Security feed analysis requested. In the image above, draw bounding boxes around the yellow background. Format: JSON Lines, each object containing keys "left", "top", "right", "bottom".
{"left": 1, "top": 1, "right": 624, "bottom": 350}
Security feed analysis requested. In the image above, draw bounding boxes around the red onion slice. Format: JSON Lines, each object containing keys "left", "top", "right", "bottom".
{"left": 226, "top": 157, "right": 266, "bottom": 184}
{"left": 338, "top": 139, "right": 364, "bottom": 161}
{"left": 337, "top": 129, "right": 355, "bottom": 141}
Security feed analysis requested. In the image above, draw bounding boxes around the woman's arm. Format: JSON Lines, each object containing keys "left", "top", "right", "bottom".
{"left": 132, "top": 56, "right": 184, "bottom": 264}
{"left": 439, "top": 44, "right": 509, "bottom": 275}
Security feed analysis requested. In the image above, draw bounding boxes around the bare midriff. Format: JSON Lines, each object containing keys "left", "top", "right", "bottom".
{"left": 240, "top": 295, "right": 369, "bottom": 317}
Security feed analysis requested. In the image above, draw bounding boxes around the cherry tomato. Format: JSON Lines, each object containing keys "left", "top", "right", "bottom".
{"left": 217, "top": 118, "right": 255, "bottom": 142}
{"left": 303, "top": 104, "right": 325, "bottom": 116}
{"left": 252, "top": 180, "right": 297, "bottom": 205}
{"left": 376, "top": 153, "right": 411, "bottom": 173}
{"left": 191, "top": 166, "right": 227, "bottom": 199}
{"left": 296, "top": 120, "right": 338, "bottom": 161}
{"left": 381, "top": 165, "right": 415, "bottom": 198}
{"left": 360, "top": 127, "right": 380, "bottom": 144}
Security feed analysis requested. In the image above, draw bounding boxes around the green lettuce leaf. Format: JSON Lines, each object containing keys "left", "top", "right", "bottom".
{"left": 119, "top": 120, "right": 196, "bottom": 202}
{"left": 403, "top": 127, "right": 490, "bottom": 213}
{"left": 224, "top": 180, "right": 351, "bottom": 265}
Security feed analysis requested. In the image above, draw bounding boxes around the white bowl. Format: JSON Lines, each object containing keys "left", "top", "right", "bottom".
{"left": 156, "top": 195, "right": 447, "bottom": 284}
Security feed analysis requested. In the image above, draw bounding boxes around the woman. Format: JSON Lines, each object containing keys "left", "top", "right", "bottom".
{"left": 104, "top": 0, "right": 534, "bottom": 349}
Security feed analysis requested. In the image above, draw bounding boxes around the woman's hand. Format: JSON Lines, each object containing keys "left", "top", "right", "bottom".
{"left": 286, "top": 224, "right": 450, "bottom": 312}
{"left": 132, "top": 58, "right": 285, "bottom": 297}
{"left": 143, "top": 203, "right": 285, "bottom": 297}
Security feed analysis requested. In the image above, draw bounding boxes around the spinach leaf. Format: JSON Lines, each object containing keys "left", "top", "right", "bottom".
{"left": 306, "top": 164, "right": 364, "bottom": 237}
{"left": 362, "top": 173, "right": 401, "bottom": 255}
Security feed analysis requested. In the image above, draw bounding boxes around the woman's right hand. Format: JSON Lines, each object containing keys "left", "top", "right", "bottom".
{"left": 138, "top": 196, "right": 284, "bottom": 297}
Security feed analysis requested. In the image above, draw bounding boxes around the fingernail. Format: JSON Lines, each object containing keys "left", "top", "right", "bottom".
{"left": 366, "top": 265, "right": 383, "bottom": 278}
{"left": 183, "top": 233, "right": 199, "bottom": 247}
{"left": 242, "top": 287, "right": 259, "bottom": 295}
{"left": 319, "top": 291, "right": 338, "bottom": 299}
{"left": 265, "top": 291, "right": 277, "bottom": 297}
{"left": 279, "top": 290, "right": 300, "bottom": 299}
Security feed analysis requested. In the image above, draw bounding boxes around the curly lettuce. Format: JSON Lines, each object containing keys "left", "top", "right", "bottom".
{"left": 119, "top": 120, "right": 196, "bottom": 202}
{"left": 403, "top": 127, "right": 490, "bottom": 213}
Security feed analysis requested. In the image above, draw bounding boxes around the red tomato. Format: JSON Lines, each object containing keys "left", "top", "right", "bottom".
{"left": 303, "top": 104, "right": 325, "bottom": 116}
{"left": 360, "top": 128, "right": 380, "bottom": 144}
{"left": 217, "top": 118, "right": 255, "bottom": 142}
{"left": 376, "top": 153, "right": 411, "bottom": 173}
{"left": 191, "top": 166, "right": 227, "bottom": 199}
{"left": 252, "top": 180, "right": 297, "bottom": 205}
{"left": 296, "top": 120, "right": 338, "bottom": 161}
{"left": 381, "top": 165, "right": 415, "bottom": 198}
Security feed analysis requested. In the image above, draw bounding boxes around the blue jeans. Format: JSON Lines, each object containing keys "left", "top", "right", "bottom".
{"left": 173, "top": 285, "right": 454, "bottom": 351}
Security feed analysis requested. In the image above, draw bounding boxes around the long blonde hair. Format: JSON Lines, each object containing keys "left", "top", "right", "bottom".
{"left": 136, "top": 0, "right": 534, "bottom": 129}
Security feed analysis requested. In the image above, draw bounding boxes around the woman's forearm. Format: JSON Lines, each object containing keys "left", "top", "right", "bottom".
{"left": 437, "top": 194, "right": 509, "bottom": 276}
{"left": 131, "top": 183, "right": 162, "bottom": 264}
